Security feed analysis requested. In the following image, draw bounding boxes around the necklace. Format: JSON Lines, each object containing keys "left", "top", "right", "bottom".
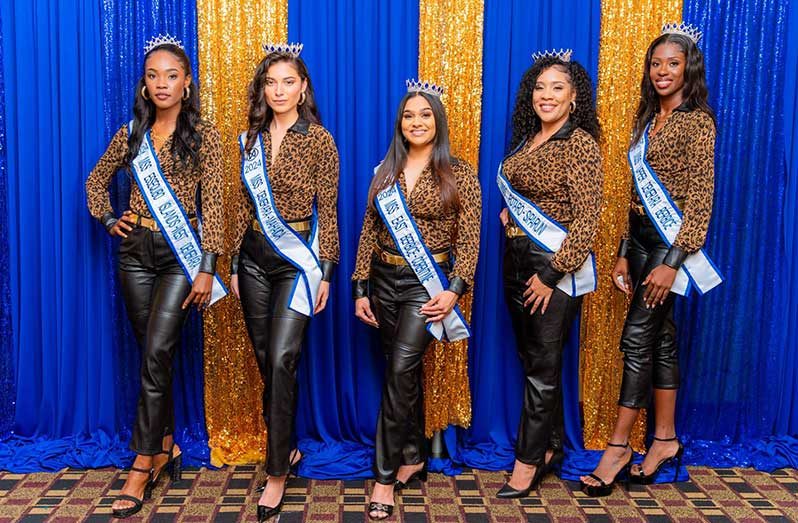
{"left": 150, "top": 127, "right": 173, "bottom": 150}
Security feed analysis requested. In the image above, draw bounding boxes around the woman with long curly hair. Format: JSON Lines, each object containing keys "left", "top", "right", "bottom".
{"left": 85, "top": 36, "right": 225, "bottom": 518}
{"left": 580, "top": 24, "right": 720, "bottom": 497}
{"left": 496, "top": 51, "right": 603, "bottom": 498}
{"left": 352, "top": 80, "right": 481, "bottom": 519}
{"left": 230, "top": 43, "right": 339, "bottom": 521}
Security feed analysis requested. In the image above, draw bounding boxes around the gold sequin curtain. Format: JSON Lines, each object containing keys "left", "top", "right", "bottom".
{"left": 418, "top": 0, "right": 484, "bottom": 436}
{"left": 197, "top": 0, "right": 287, "bottom": 466}
{"left": 580, "top": 0, "right": 682, "bottom": 452}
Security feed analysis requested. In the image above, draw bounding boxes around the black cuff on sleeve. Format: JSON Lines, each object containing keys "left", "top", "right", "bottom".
{"left": 320, "top": 260, "right": 336, "bottom": 282}
{"left": 199, "top": 252, "right": 218, "bottom": 275}
{"left": 537, "top": 262, "right": 566, "bottom": 289}
{"left": 617, "top": 238, "right": 630, "bottom": 259}
{"left": 352, "top": 279, "right": 369, "bottom": 300}
{"left": 101, "top": 212, "right": 118, "bottom": 233}
{"left": 447, "top": 276, "right": 468, "bottom": 296}
{"left": 230, "top": 254, "right": 240, "bottom": 275}
{"left": 663, "top": 246, "right": 688, "bottom": 269}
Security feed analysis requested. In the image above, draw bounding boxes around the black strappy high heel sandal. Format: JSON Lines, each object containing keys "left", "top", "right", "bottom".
{"left": 496, "top": 449, "right": 564, "bottom": 498}
{"left": 630, "top": 436, "right": 684, "bottom": 484}
{"left": 580, "top": 442, "right": 633, "bottom": 497}
{"left": 394, "top": 461, "right": 428, "bottom": 491}
{"left": 111, "top": 466, "right": 154, "bottom": 519}
{"left": 149, "top": 442, "right": 183, "bottom": 495}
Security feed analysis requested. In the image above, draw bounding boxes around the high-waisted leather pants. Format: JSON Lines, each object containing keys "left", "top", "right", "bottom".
{"left": 238, "top": 226, "right": 310, "bottom": 477}
{"left": 369, "top": 252, "right": 453, "bottom": 484}
{"left": 503, "top": 236, "right": 580, "bottom": 466}
{"left": 618, "top": 212, "right": 679, "bottom": 409}
{"left": 119, "top": 226, "right": 192, "bottom": 455}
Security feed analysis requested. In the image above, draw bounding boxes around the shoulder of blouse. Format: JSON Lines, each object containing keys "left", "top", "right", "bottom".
{"left": 568, "top": 127, "right": 600, "bottom": 151}
{"left": 684, "top": 109, "right": 716, "bottom": 134}
{"left": 197, "top": 120, "right": 222, "bottom": 141}
{"left": 307, "top": 122, "right": 335, "bottom": 141}
{"left": 450, "top": 156, "right": 476, "bottom": 178}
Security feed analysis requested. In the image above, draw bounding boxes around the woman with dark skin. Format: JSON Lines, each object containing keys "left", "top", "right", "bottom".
{"left": 497, "top": 54, "right": 602, "bottom": 498}
{"left": 581, "top": 27, "right": 716, "bottom": 496}
{"left": 229, "top": 45, "right": 339, "bottom": 522}
{"left": 353, "top": 84, "right": 481, "bottom": 520}
{"left": 85, "top": 38, "right": 224, "bottom": 518}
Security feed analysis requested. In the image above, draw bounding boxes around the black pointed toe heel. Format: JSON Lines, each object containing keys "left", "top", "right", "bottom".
{"left": 580, "top": 442, "right": 633, "bottom": 497}
{"left": 630, "top": 436, "right": 684, "bottom": 484}
{"left": 395, "top": 461, "right": 428, "bottom": 491}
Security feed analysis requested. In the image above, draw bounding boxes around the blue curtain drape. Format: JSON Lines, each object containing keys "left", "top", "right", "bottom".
{"left": 288, "top": 0, "right": 420, "bottom": 479}
{"left": 0, "top": 0, "right": 209, "bottom": 471}
{"left": 0, "top": 7, "right": 13, "bottom": 439}
{"left": 673, "top": 0, "right": 798, "bottom": 469}
{"left": 455, "top": 0, "right": 600, "bottom": 478}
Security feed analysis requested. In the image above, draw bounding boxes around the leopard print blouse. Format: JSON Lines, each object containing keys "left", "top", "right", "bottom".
{"left": 502, "top": 122, "right": 603, "bottom": 273}
{"left": 232, "top": 118, "right": 340, "bottom": 263}
{"left": 352, "top": 158, "right": 482, "bottom": 288}
{"left": 85, "top": 121, "right": 225, "bottom": 255}
{"left": 624, "top": 107, "right": 716, "bottom": 252}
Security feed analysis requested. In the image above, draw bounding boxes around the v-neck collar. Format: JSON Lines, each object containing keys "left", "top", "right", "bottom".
{"left": 400, "top": 163, "right": 432, "bottom": 200}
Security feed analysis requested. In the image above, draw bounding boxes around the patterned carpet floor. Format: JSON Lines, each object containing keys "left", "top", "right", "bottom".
{"left": 0, "top": 465, "right": 796, "bottom": 522}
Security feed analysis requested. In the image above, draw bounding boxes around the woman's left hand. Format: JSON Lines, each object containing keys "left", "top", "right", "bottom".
{"left": 314, "top": 281, "right": 331, "bottom": 314}
{"left": 420, "top": 290, "right": 459, "bottom": 323}
{"left": 523, "top": 274, "right": 554, "bottom": 315}
{"left": 642, "top": 264, "right": 676, "bottom": 308}
{"left": 183, "top": 272, "right": 213, "bottom": 310}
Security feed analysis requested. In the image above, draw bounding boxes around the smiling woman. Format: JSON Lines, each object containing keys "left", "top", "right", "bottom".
{"left": 84, "top": 35, "right": 226, "bottom": 518}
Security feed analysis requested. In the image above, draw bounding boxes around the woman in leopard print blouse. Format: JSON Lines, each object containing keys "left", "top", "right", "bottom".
{"left": 85, "top": 42, "right": 224, "bottom": 518}
{"left": 496, "top": 55, "right": 602, "bottom": 499}
{"left": 352, "top": 84, "right": 481, "bottom": 520}
{"left": 229, "top": 47, "right": 339, "bottom": 522}
{"left": 582, "top": 28, "right": 717, "bottom": 496}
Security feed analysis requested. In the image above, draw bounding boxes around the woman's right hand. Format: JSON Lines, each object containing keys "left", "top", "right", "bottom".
{"left": 612, "top": 257, "right": 632, "bottom": 295}
{"left": 354, "top": 297, "right": 378, "bottom": 328}
{"left": 109, "top": 210, "right": 136, "bottom": 238}
{"left": 499, "top": 208, "right": 509, "bottom": 226}
{"left": 230, "top": 274, "right": 240, "bottom": 299}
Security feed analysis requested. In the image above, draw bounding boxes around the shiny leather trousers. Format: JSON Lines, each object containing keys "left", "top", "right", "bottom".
{"left": 119, "top": 227, "right": 191, "bottom": 455}
{"left": 618, "top": 212, "right": 679, "bottom": 409}
{"left": 503, "top": 237, "right": 580, "bottom": 466}
{"left": 370, "top": 255, "right": 452, "bottom": 484}
{"left": 238, "top": 227, "right": 310, "bottom": 477}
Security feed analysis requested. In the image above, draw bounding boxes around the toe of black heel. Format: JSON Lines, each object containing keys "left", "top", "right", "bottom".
{"left": 367, "top": 501, "right": 394, "bottom": 521}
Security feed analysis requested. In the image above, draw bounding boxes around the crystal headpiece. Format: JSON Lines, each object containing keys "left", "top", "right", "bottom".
{"left": 144, "top": 34, "right": 183, "bottom": 54}
{"left": 661, "top": 22, "right": 702, "bottom": 44}
{"left": 405, "top": 78, "right": 444, "bottom": 98}
{"left": 262, "top": 42, "right": 304, "bottom": 58}
{"left": 532, "top": 48, "right": 572, "bottom": 63}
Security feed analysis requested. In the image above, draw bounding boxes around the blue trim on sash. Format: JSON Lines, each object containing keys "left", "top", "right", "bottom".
{"left": 128, "top": 122, "right": 228, "bottom": 301}
{"left": 238, "top": 133, "right": 321, "bottom": 317}
{"left": 374, "top": 183, "right": 471, "bottom": 342}
{"left": 630, "top": 125, "right": 724, "bottom": 296}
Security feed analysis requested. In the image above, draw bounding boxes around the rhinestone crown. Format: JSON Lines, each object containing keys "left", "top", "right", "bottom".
{"left": 405, "top": 78, "right": 444, "bottom": 98}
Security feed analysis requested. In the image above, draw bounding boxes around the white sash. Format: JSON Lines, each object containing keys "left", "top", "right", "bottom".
{"left": 239, "top": 132, "right": 322, "bottom": 317}
{"left": 497, "top": 163, "right": 597, "bottom": 297}
{"left": 374, "top": 183, "right": 471, "bottom": 342}
{"left": 627, "top": 124, "right": 723, "bottom": 296}
{"left": 128, "top": 122, "right": 227, "bottom": 305}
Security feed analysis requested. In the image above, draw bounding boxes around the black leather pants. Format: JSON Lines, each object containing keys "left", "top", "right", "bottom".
{"left": 118, "top": 227, "right": 191, "bottom": 455}
{"left": 618, "top": 212, "right": 679, "bottom": 409}
{"left": 370, "top": 253, "right": 452, "bottom": 484}
{"left": 503, "top": 236, "right": 580, "bottom": 466}
{"left": 238, "top": 226, "right": 310, "bottom": 477}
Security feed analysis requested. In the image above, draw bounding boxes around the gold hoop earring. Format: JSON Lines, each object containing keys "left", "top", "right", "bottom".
{"left": 141, "top": 86, "right": 150, "bottom": 100}
{"left": 183, "top": 86, "right": 190, "bottom": 101}
{"left": 298, "top": 91, "right": 307, "bottom": 106}
{"left": 570, "top": 101, "right": 576, "bottom": 113}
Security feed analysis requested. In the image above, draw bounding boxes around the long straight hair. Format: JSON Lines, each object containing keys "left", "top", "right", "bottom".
{"left": 631, "top": 33, "right": 716, "bottom": 145}
{"left": 368, "top": 91, "right": 460, "bottom": 212}
{"left": 244, "top": 52, "right": 320, "bottom": 153}
{"left": 123, "top": 44, "right": 202, "bottom": 170}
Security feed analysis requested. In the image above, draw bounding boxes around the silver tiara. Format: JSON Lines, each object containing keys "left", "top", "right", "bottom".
{"left": 405, "top": 78, "right": 444, "bottom": 97}
{"left": 262, "top": 42, "right": 303, "bottom": 57}
{"left": 661, "top": 22, "right": 702, "bottom": 44}
{"left": 143, "top": 34, "right": 183, "bottom": 55}
{"left": 531, "top": 48, "right": 572, "bottom": 63}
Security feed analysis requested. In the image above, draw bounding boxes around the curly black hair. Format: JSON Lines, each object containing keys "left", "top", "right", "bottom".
{"left": 510, "top": 57, "right": 600, "bottom": 150}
